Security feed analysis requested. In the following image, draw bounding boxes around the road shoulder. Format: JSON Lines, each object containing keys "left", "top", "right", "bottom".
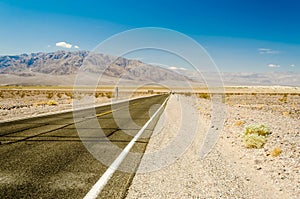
{"left": 126, "top": 94, "right": 296, "bottom": 198}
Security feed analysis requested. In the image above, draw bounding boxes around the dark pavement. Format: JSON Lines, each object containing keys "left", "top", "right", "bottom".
{"left": 0, "top": 94, "right": 168, "bottom": 198}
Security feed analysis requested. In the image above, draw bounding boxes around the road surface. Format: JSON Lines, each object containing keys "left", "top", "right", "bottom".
{"left": 0, "top": 94, "right": 168, "bottom": 198}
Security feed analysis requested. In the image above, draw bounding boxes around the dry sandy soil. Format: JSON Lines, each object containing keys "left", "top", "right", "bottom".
{"left": 0, "top": 90, "right": 110, "bottom": 122}
{"left": 0, "top": 88, "right": 155, "bottom": 122}
{"left": 126, "top": 92, "right": 299, "bottom": 198}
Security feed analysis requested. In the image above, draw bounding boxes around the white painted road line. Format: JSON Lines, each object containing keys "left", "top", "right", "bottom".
{"left": 83, "top": 96, "right": 169, "bottom": 199}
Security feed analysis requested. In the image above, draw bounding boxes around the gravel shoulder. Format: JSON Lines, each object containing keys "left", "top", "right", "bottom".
{"left": 126, "top": 94, "right": 299, "bottom": 198}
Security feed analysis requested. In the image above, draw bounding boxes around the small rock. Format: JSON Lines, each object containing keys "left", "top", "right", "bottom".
{"left": 254, "top": 159, "right": 261, "bottom": 164}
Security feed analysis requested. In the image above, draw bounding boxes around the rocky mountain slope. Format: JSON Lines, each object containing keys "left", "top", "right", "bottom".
{"left": 0, "top": 51, "right": 87, "bottom": 76}
{"left": 0, "top": 51, "right": 189, "bottom": 85}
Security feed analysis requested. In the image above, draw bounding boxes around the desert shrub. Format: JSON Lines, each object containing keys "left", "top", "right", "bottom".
{"left": 47, "top": 99, "right": 58, "bottom": 106}
{"left": 57, "top": 93, "right": 62, "bottom": 98}
{"left": 95, "top": 92, "right": 105, "bottom": 98}
{"left": 14, "top": 90, "right": 20, "bottom": 96}
{"left": 105, "top": 92, "right": 113, "bottom": 98}
{"left": 279, "top": 93, "right": 288, "bottom": 103}
{"left": 148, "top": 89, "right": 154, "bottom": 94}
{"left": 244, "top": 124, "right": 271, "bottom": 137}
{"left": 47, "top": 92, "right": 54, "bottom": 99}
{"left": 198, "top": 93, "right": 210, "bottom": 99}
{"left": 243, "top": 134, "right": 267, "bottom": 148}
{"left": 0, "top": 91, "right": 3, "bottom": 98}
{"left": 242, "top": 124, "right": 271, "bottom": 148}
{"left": 65, "top": 92, "right": 73, "bottom": 99}
{"left": 271, "top": 147, "right": 282, "bottom": 157}
{"left": 20, "top": 92, "right": 26, "bottom": 98}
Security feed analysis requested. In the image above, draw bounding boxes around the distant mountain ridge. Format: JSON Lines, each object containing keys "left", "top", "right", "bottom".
{"left": 0, "top": 51, "right": 87, "bottom": 75}
{"left": 0, "top": 51, "right": 190, "bottom": 85}
{"left": 0, "top": 51, "right": 299, "bottom": 86}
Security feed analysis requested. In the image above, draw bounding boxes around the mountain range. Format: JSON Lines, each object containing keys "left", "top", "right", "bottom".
{"left": 0, "top": 51, "right": 299, "bottom": 86}
{"left": 0, "top": 51, "right": 192, "bottom": 86}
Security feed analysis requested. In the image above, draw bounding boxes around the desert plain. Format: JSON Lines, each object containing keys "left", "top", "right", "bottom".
{"left": 0, "top": 85, "right": 299, "bottom": 198}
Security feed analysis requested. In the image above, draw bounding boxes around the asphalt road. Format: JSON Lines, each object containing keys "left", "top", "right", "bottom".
{"left": 0, "top": 94, "right": 168, "bottom": 199}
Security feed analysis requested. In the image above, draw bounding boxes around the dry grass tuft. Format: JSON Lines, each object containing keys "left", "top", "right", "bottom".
{"left": 95, "top": 92, "right": 105, "bottom": 98}
{"left": 198, "top": 93, "right": 210, "bottom": 99}
{"left": 57, "top": 93, "right": 62, "bottom": 98}
{"left": 65, "top": 92, "right": 74, "bottom": 99}
{"left": 278, "top": 93, "right": 288, "bottom": 103}
{"left": 271, "top": 147, "right": 282, "bottom": 157}
{"left": 105, "top": 92, "right": 113, "bottom": 98}
{"left": 47, "top": 99, "right": 58, "bottom": 106}
{"left": 33, "top": 101, "right": 48, "bottom": 106}
{"left": 235, "top": 120, "right": 245, "bottom": 127}
{"left": 47, "top": 93, "right": 54, "bottom": 99}
{"left": 282, "top": 111, "right": 290, "bottom": 116}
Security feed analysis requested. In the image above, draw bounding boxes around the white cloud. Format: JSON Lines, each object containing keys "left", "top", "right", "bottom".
{"left": 268, "top": 64, "right": 280, "bottom": 68}
{"left": 56, "top": 41, "right": 72, "bottom": 49}
{"left": 168, "top": 66, "right": 187, "bottom": 70}
{"left": 74, "top": 45, "right": 79, "bottom": 49}
{"left": 168, "top": 66, "right": 178, "bottom": 70}
{"left": 258, "top": 48, "right": 279, "bottom": 54}
{"left": 290, "top": 64, "right": 295, "bottom": 67}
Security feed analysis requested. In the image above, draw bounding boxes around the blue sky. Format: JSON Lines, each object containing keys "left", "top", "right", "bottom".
{"left": 0, "top": 0, "right": 299, "bottom": 72}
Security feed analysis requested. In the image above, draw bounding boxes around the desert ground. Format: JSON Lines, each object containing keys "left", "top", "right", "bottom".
{"left": 0, "top": 86, "right": 299, "bottom": 198}
{"left": 127, "top": 87, "right": 299, "bottom": 198}
{"left": 0, "top": 86, "right": 165, "bottom": 122}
